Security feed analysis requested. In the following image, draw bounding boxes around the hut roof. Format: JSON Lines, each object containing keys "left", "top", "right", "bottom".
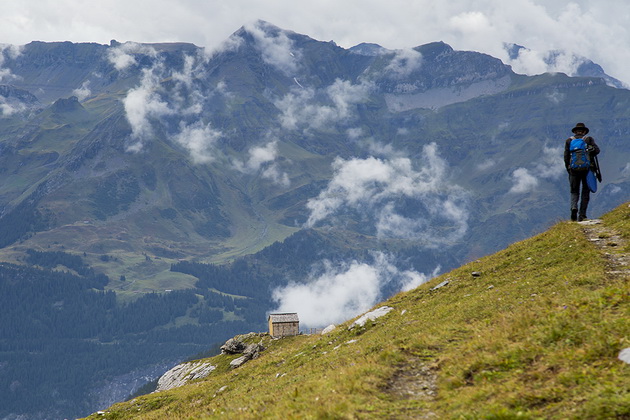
{"left": 268, "top": 313, "right": 299, "bottom": 323}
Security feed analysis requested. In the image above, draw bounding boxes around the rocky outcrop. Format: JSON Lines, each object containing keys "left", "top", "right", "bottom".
{"left": 349, "top": 306, "right": 394, "bottom": 329}
{"left": 221, "top": 337, "right": 247, "bottom": 354}
{"left": 154, "top": 334, "right": 268, "bottom": 392}
{"left": 229, "top": 342, "right": 265, "bottom": 368}
{"left": 321, "top": 324, "right": 336, "bottom": 335}
{"left": 155, "top": 361, "right": 216, "bottom": 392}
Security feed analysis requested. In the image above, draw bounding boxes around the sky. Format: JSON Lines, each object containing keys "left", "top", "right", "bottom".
{"left": 2, "top": 0, "right": 630, "bottom": 85}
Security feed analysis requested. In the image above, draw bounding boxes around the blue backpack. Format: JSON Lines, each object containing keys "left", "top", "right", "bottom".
{"left": 569, "top": 137, "right": 591, "bottom": 170}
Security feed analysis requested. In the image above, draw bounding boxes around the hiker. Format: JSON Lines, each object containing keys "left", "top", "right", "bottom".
{"left": 564, "top": 122, "right": 600, "bottom": 221}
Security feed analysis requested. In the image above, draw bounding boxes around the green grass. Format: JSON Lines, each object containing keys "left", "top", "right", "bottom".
{"left": 80, "top": 202, "right": 629, "bottom": 418}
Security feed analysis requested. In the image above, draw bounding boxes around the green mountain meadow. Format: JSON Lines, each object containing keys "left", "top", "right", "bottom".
{"left": 84, "top": 202, "right": 630, "bottom": 419}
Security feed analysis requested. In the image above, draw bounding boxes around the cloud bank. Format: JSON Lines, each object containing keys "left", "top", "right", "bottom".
{"left": 174, "top": 121, "right": 223, "bottom": 164}
{"left": 509, "top": 145, "right": 565, "bottom": 194}
{"left": 306, "top": 142, "right": 470, "bottom": 245}
{"left": 271, "top": 252, "right": 437, "bottom": 328}
{"left": 383, "top": 48, "right": 423, "bottom": 79}
{"left": 122, "top": 64, "right": 174, "bottom": 152}
{"left": 107, "top": 42, "right": 158, "bottom": 71}
{"left": 0, "top": 45, "right": 29, "bottom": 116}
{"left": 109, "top": 43, "right": 227, "bottom": 159}
{"left": 72, "top": 81, "right": 91, "bottom": 101}
{"left": 243, "top": 20, "right": 301, "bottom": 76}
{"left": 111, "top": 41, "right": 291, "bottom": 183}
{"left": 0, "top": 44, "right": 21, "bottom": 83}
{"left": 233, "top": 140, "right": 290, "bottom": 186}
{"left": 275, "top": 79, "right": 373, "bottom": 133}
{"left": 3, "top": 1, "right": 629, "bottom": 86}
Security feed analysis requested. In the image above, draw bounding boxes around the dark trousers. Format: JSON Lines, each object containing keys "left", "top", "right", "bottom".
{"left": 569, "top": 170, "right": 590, "bottom": 217}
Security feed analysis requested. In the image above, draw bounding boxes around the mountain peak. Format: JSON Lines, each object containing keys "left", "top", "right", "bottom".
{"left": 51, "top": 95, "right": 84, "bottom": 113}
{"left": 233, "top": 19, "right": 292, "bottom": 40}
{"left": 349, "top": 43, "right": 389, "bottom": 56}
{"left": 415, "top": 41, "right": 454, "bottom": 58}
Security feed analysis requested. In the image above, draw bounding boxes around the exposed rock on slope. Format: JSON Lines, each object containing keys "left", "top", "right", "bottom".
{"left": 156, "top": 361, "right": 217, "bottom": 392}
{"left": 156, "top": 333, "right": 268, "bottom": 392}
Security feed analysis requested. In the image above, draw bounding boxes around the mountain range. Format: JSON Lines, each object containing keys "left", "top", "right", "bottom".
{"left": 1, "top": 20, "right": 629, "bottom": 419}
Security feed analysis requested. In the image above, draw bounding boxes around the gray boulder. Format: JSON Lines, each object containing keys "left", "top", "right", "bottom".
{"left": 221, "top": 338, "right": 246, "bottom": 354}
{"left": 229, "top": 342, "right": 265, "bottom": 369}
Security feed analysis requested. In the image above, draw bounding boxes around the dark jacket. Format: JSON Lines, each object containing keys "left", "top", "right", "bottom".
{"left": 564, "top": 135, "right": 600, "bottom": 171}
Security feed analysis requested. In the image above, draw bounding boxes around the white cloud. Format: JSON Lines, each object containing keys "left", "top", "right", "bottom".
{"left": 233, "top": 140, "right": 290, "bottom": 186}
{"left": 275, "top": 79, "right": 373, "bottom": 132}
{"left": 261, "top": 165, "right": 290, "bottom": 187}
{"left": 243, "top": 20, "right": 300, "bottom": 76}
{"left": 509, "top": 167, "right": 539, "bottom": 194}
{"left": 507, "top": 46, "right": 592, "bottom": 81}
{"left": 449, "top": 11, "right": 495, "bottom": 42}
{"left": 546, "top": 89, "right": 565, "bottom": 104}
{"left": 346, "top": 127, "right": 364, "bottom": 140}
{"left": 508, "top": 48, "right": 549, "bottom": 76}
{"left": 534, "top": 145, "right": 565, "bottom": 179}
{"left": 107, "top": 42, "right": 158, "bottom": 71}
{"left": 171, "top": 54, "right": 196, "bottom": 87}
{"left": 383, "top": 48, "right": 423, "bottom": 78}
{"left": 477, "top": 158, "right": 497, "bottom": 171}
{"left": 367, "top": 141, "right": 405, "bottom": 158}
{"left": 0, "top": 69, "right": 13, "bottom": 83}
{"left": 0, "top": 98, "right": 27, "bottom": 116}
{"left": 204, "top": 33, "right": 244, "bottom": 60}
{"left": 271, "top": 252, "right": 437, "bottom": 327}
{"left": 72, "top": 80, "right": 91, "bottom": 100}
{"left": 0, "top": 44, "right": 22, "bottom": 83}
{"left": 242, "top": 141, "right": 278, "bottom": 171}
{"left": 306, "top": 143, "right": 470, "bottom": 244}
{"left": 123, "top": 65, "right": 173, "bottom": 151}
{"left": 0, "top": 46, "right": 28, "bottom": 116}
{"left": 174, "top": 121, "right": 222, "bottom": 164}
{"left": 0, "top": 47, "right": 28, "bottom": 116}
{"left": 118, "top": 47, "right": 227, "bottom": 157}
{"left": 508, "top": 144, "right": 565, "bottom": 193}
{"left": 0, "top": 44, "right": 22, "bottom": 60}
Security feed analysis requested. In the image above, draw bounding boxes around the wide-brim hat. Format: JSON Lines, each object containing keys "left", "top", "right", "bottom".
{"left": 572, "top": 122, "right": 589, "bottom": 134}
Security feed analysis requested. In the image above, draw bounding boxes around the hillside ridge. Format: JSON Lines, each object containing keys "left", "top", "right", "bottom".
{"left": 84, "top": 202, "right": 630, "bottom": 419}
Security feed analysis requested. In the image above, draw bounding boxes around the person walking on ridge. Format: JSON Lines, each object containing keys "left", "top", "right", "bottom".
{"left": 564, "top": 122, "right": 600, "bottom": 221}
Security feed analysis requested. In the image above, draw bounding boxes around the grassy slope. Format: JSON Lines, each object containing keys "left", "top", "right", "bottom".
{"left": 85, "top": 203, "right": 630, "bottom": 419}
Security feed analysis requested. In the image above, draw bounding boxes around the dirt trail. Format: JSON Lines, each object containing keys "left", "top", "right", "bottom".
{"left": 383, "top": 218, "right": 630, "bottom": 418}
{"left": 578, "top": 219, "right": 630, "bottom": 280}
{"left": 384, "top": 356, "right": 438, "bottom": 419}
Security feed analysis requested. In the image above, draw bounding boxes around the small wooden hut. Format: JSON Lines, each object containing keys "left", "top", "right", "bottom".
{"left": 268, "top": 313, "right": 299, "bottom": 337}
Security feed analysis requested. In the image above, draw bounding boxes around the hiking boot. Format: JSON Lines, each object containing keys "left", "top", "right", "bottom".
{"left": 571, "top": 209, "right": 578, "bottom": 221}
{"left": 578, "top": 214, "right": 587, "bottom": 222}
